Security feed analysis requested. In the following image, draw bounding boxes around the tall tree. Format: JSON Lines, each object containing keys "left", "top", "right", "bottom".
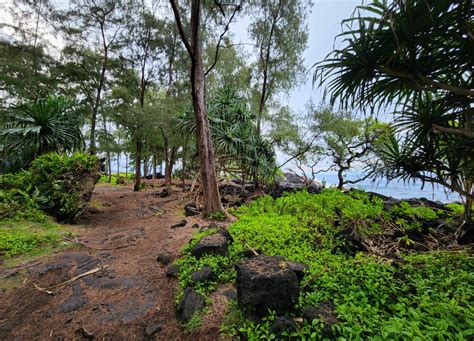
{"left": 169, "top": 0, "right": 241, "bottom": 215}
{"left": 120, "top": 1, "right": 165, "bottom": 191}
{"left": 248, "top": 0, "right": 311, "bottom": 134}
{"left": 57, "top": 0, "right": 125, "bottom": 155}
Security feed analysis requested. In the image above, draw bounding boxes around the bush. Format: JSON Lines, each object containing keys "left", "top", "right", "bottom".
{"left": 0, "top": 152, "right": 100, "bottom": 222}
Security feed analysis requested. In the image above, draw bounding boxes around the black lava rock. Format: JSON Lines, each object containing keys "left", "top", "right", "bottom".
{"left": 190, "top": 266, "right": 213, "bottom": 283}
{"left": 176, "top": 287, "right": 205, "bottom": 323}
{"left": 235, "top": 255, "right": 300, "bottom": 318}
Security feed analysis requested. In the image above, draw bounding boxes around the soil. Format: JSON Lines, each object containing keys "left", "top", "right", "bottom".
{"left": 0, "top": 180, "right": 232, "bottom": 340}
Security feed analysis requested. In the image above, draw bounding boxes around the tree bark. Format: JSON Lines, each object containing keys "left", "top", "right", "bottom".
{"left": 133, "top": 140, "right": 141, "bottom": 191}
{"left": 152, "top": 154, "right": 157, "bottom": 180}
{"left": 170, "top": 0, "right": 223, "bottom": 215}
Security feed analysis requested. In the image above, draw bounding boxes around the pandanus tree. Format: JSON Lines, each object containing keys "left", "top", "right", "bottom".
{"left": 315, "top": 0, "right": 474, "bottom": 220}
{"left": 178, "top": 87, "right": 276, "bottom": 184}
{"left": 0, "top": 95, "right": 83, "bottom": 171}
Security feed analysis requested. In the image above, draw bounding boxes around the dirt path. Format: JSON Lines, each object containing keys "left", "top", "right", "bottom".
{"left": 0, "top": 181, "right": 227, "bottom": 340}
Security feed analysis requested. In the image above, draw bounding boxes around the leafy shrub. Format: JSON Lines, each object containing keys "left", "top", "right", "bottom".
{"left": 28, "top": 152, "right": 99, "bottom": 221}
{"left": 0, "top": 152, "right": 99, "bottom": 222}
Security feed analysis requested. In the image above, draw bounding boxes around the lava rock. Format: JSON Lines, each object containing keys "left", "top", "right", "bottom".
{"left": 185, "top": 204, "right": 200, "bottom": 217}
{"left": 286, "top": 261, "right": 308, "bottom": 281}
{"left": 191, "top": 229, "right": 232, "bottom": 258}
{"left": 223, "top": 287, "right": 238, "bottom": 301}
{"left": 190, "top": 266, "right": 213, "bottom": 283}
{"left": 160, "top": 189, "right": 170, "bottom": 198}
{"left": 165, "top": 264, "right": 179, "bottom": 278}
{"left": 308, "top": 179, "right": 323, "bottom": 194}
{"left": 170, "top": 219, "right": 187, "bottom": 228}
{"left": 191, "top": 223, "right": 200, "bottom": 228}
{"left": 58, "top": 282, "right": 88, "bottom": 313}
{"left": 176, "top": 287, "right": 205, "bottom": 323}
{"left": 156, "top": 252, "right": 174, "bottom": 265}
{"left": 302, "top": 301, "right": 338, "bottom": 337}
{"left": 144, "top": 321, "right": 162, "bottom": 336}
{"left": 270, "top": 316, "right": 297, "bottom": 337}
{"left": 235, "top": 255, "right": 300, "bottom": 318}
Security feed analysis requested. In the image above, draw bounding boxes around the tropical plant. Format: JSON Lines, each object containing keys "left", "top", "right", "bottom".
{"left": 315, "top": 0, "right": 473, "bottom": 220}
{"left": 178, "top": 87, "right": 276, "bottom": 183}
{"left": 0, "top": 95, "right": 83, "bottom": 171}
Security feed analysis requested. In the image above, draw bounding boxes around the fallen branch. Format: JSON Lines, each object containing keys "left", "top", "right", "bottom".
{"left": 33, "top": 265, "right": 108, "bottom": 295}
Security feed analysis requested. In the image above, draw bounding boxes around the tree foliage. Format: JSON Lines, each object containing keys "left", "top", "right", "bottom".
{"left": 315, "top": 0, "right": 473, "bottom": 218}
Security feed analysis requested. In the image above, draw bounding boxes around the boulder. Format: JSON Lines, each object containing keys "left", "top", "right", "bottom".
{"left": 302, "top": 301, "right": 338, "bottom": 337}
{"left": 160, "top": 188, "right": 170, "bottom": 198}
{"left": 156, "top": 252, "right": 174, "bottom": 265}
{"left": 275, "top": 172, "right": 306, "bottom": 191}
{"left": 308, "top": 179, "right": 323, "bottom": 194}
{"left": 144, "top": 321, "right": 162, "bottom": 336}
{"left": 190, "top": 266, "right": 213, "bottom": 283}
{"left": 191, "top": 229, "right": 232, "bottom": 258}
{"left": 270, "top": 316, "right": 297, "bottom": 337}
{"left": 170, "top": 219, "right": 187, "bottom": 229}
{"left": 286, "top": 261, "right": 308, "bottom": 281}
{"left": 176, "top": 287, "right": 205, "bottom": 323}
{"left": 235, "top": 255, "right": 301, "bottom": 317}
{"left": 185, "top": 204, "right": 200, "bottom": 217}
{"left": 166, "top": 264, "right": 179, "bottom": 278}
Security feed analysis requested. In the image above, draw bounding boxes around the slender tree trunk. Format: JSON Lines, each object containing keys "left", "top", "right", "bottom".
{"left": 125, "top": 153, "right": 129, "bottom": 178}
{"left": 134, "top": 140, "right": 142, "bottom": 191}
{"left": 165, "top": 146, "right": 177, "bottom": 190}
{"left": 337, "top": 167, "right": 344, "bottom": 190}
{"left": 152, "top": 154, "right": 157, "bottom": 180}
{"left": 181, "top": 140, "right": 188, "bottom": 186}
{"left": 170, "top": 0, "right": 223, "bottom": 215}
{"left": 116, "top": 152, "right": 120, "bottom": 179}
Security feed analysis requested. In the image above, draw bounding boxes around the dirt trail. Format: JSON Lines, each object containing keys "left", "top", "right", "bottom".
{"left": 0, "top": 181, "right": 227, "bottom": 340}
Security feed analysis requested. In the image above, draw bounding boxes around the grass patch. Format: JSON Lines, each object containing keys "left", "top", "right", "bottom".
{"left": 0, "top": 219, "right": 75, "bottom": 262}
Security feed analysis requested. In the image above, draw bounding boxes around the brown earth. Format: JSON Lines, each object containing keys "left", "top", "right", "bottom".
{"left": 0, "top": 180, "right": 232, "bottom": 340}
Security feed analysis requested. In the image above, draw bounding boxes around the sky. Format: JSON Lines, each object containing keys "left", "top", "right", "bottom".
{"left": 230, "top": 0, "right": 362, "bottom": 115}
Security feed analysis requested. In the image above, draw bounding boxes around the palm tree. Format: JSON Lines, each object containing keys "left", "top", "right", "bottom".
{"left": 1, "top": 95, "right": 83, "bottom": 170}
{"left": 315, "top": 0, "right": 473, "bottom": 220}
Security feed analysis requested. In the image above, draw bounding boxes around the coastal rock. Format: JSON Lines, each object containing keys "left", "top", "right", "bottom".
{"left": 235, "top": 255, "right": 301, "bottom": 318}
{"left": 191, "top": 229, "right": 232, "bottom": 258}
{"left": 270, "top": 316, "right": 298, "bottom": 337}
{"left": 176, "top": 287, "right": 205, "bottom": 323}
{"left": 190, "top": 266, "right": 213, "bottom": 283}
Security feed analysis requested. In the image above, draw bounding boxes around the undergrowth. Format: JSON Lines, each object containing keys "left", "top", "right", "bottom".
{"left": 176, "top": 189, "right": 472, "bottom": 339}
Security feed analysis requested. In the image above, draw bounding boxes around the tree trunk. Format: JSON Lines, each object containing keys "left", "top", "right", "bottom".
{"left": 116, "top": 152, "right": 120, "bottom": 179}
{"left": 134, "top": 140, "right": 141, "bottom": 191}
{"left": 152, "top": 154, "right": 157, "bottom": 180}
{"left": 190, "top": 0, "right": 222, "bottom": 215}
{"left": 170, "top": 0, "right": 223, "bottom": 215}
{"left": 337, "top": 168, "right": 344, "bottom": 190}
{"left": 143, "top": 157, "right": 148, "bottom": 179}
{"left": 125, "top": 153, "right": 129, "bottom": 178}
{"left": 165, "top": 146, "right": 177, "bottom": 190}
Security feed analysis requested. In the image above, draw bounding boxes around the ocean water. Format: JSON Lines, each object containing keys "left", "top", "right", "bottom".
{"left": 314, "top": 171, "right": 461, "bottom": 203}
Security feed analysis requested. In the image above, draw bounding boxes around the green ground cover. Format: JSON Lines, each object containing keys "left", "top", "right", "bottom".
{"left": 176, "top": 190, "right": 473, "bottom": 340}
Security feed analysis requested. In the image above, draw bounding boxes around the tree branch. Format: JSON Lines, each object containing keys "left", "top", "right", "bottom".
{"left": 169, "top": 0, "right": 193, "bottom": 57}
{"left": 205, "top": 1, "right": 241, "bottom": 76}
{"left": 432, "top": 124, "right": 474, "bottom": 139}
